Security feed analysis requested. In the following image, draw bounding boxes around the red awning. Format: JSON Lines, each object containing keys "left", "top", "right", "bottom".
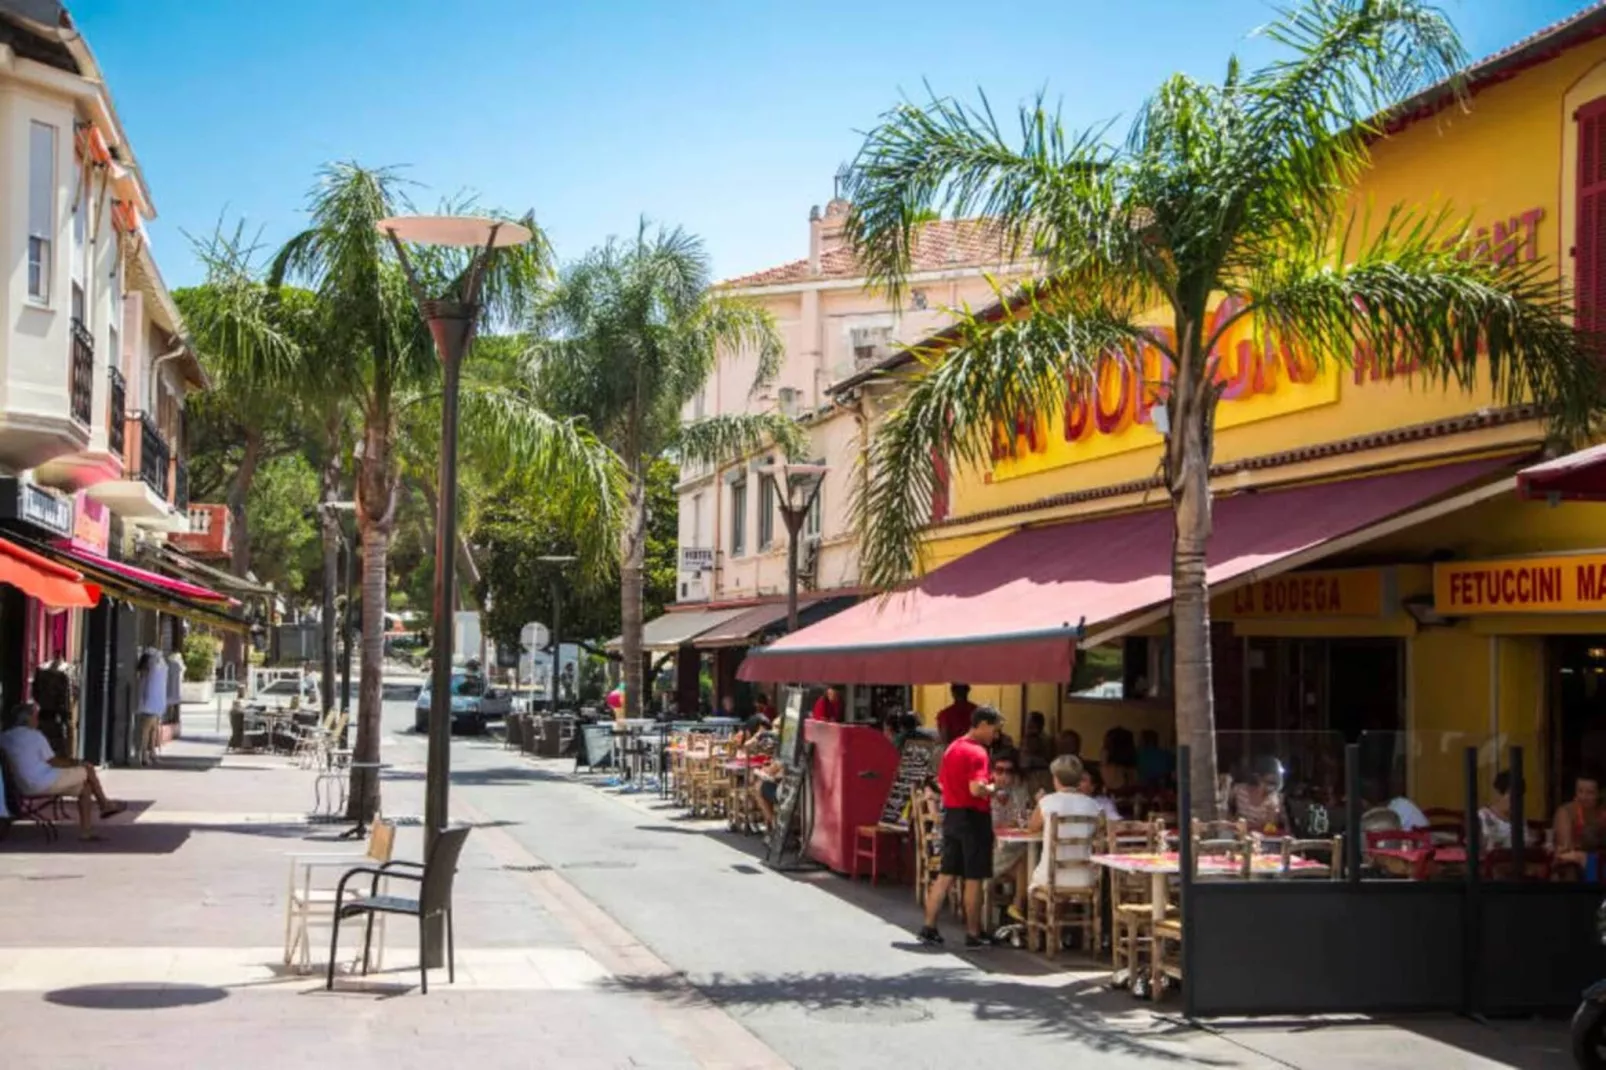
{"left": 739, "top": 457, "right": 1513, "bottom": 685}
{"left": 0, "top": 537, "right": 98, "bottom": 609}
{"left": 58, "top": 546, "right": 231, "bottom": 603}
{"left": 1516, "top": 443, "right": 1606, "bottom": 502}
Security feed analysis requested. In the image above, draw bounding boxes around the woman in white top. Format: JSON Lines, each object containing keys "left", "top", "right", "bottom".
{"left": 1026, "top": 754, "right": 1105, "bottom": 889}
{"left": 1478, "top": 770, "right": 1537, "bottom": 849}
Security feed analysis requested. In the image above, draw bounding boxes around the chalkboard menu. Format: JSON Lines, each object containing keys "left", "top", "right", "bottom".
{"left": 765, "top": 743, "right": 813, "bottom": 867}
{"left": 878, "top": 738, "right": 941, "bottom": 829}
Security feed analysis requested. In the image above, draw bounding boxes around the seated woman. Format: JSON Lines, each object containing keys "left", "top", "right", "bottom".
{"left": 1100, "top": 727, "right": 1140, "bottom": 792}
{"left": 1228, "top": 756, "right": 1287, "bottom": 835}
{"left": 1554, "top": 770, "right": 1606, "bottom": 875}
{"left": 751, "top": 757, "right": 785, "bottom": 830}
{"left": 1078, "top": 765, "right": 1123, "bottom": 822}
{"left": 1479, "top": 771, "right": 1541, "bottom": 850}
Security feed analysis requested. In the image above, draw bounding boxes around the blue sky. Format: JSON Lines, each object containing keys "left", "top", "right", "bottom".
{"left": 70, "top": 0, "right": 1587, "bottom": 289}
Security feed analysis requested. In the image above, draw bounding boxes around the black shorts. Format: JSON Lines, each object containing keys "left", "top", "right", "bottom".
{"left": 760, "top": 780, "right": 779, "bottom": 804}
{"left": 940, "top": 807, "right": 994, "bottom": 880}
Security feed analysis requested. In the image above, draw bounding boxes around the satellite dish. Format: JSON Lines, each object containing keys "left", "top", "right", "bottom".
{"left": 519, "top": 622, "right": 550, "bottom": 652}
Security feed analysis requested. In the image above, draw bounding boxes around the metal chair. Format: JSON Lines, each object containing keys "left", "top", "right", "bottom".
{"left": 326, "top": 825, "right": 471, "bottom": 994}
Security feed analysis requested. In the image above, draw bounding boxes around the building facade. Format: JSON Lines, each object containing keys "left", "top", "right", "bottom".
{"left": 665, "top": 196, "right": 1025, "bottom": 712}
{"left": 744, "top": 7, "right": 1606, "bottom": 814}
{"left": 0, "top": 1, "right": 234, "bottom": 764}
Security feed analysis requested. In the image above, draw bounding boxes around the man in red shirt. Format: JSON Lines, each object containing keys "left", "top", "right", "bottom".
{"left": 810, "top": 686, "right": 843, "bottom": 723}
{"left": 935, "top": 683, "right": 977, "bottom": 744}
{"left": 920, "top": 705, "right": 1003, "bottom": 948}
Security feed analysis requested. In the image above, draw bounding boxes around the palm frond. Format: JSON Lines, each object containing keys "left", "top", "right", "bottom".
{"left": 676, "top": 412, "right": 806, "bottom": 466}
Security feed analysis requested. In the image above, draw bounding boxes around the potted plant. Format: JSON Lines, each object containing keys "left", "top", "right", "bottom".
{"left": 180, "top": 632, "right": 219, "bottom": 704}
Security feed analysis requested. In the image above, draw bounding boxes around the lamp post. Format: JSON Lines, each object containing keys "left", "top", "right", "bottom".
{"left": 379, "top": 214, "right": 532, "bottom": 966}
{"left": 756, "top": 463, "right": 829, "bottom": 631}
{"left": 536, "top": 555, "right": 577, "bottom": 707}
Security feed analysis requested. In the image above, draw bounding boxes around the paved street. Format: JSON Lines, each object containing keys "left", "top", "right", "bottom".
{"left": 0, "top": 687, "right": 1578, "bottom": 1069}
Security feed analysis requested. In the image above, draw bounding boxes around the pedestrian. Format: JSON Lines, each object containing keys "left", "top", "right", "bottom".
{"left": 919, "top": 705, "right": 1003, "bottom": 948}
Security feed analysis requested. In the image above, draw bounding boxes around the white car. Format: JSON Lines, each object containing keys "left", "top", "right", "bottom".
{"left": 413, "top": 673, "right": 512, "bottom": 735}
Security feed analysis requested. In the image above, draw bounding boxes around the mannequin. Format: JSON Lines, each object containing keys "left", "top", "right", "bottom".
{"left": 135, "top": 647, "right": 167, "bottom": 766}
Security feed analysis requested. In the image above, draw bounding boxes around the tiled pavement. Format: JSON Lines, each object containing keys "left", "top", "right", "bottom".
{"left": 0, "top": 711, "right": 769, "bottom": 1070}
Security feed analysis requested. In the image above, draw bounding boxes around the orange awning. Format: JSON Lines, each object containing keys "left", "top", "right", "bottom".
{"left": 0, "top": 537, "right": 98, "bottom": 609}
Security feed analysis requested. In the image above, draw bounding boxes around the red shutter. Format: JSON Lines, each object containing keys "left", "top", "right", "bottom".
{"left": 1576, "top": 98, "right": 1606, "bottom": 342}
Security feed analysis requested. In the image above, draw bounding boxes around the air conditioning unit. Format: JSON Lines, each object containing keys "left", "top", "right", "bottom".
{"left": 777, "top": 386, "right": 802, "bottom": 418}
{"left": 850, "top": 325, "right": 895, "bottom": 369}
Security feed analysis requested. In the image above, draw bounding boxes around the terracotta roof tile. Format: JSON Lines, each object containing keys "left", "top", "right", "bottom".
{"left": 718, "top": 219, "right": 1016, "bottom": 289}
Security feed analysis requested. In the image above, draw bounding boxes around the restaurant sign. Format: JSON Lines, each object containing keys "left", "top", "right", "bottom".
{"left": 1435, "top": 553, "right": 1606, "bottom": 614}
{"left": 1225, "top": 569, "right": 1385, "bottom": 618}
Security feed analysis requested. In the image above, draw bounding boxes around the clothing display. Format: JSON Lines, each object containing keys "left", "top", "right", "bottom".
{"left": 166, "top": 651, "right": 184, "bottom": 708}
{"left": 32, "top": 659, "right": 75, "bottom": 757}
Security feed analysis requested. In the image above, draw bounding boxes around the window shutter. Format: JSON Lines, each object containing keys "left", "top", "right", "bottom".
{"left": 1575, "top": 98, "right": 1606, "bottom": 343}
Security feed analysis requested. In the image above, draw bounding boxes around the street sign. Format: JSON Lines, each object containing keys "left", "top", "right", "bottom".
{"left": 680, "top": 547, "right": 714, "bottom": 572}
{"left": 519, "top": 621, "right": 550, "bottom": 651}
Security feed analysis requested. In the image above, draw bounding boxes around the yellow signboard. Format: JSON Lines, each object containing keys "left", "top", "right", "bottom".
{"left": 1435, "top": 554, "right": 1606, "bottom": 614}
{"left": 1224, "top": 569, "right": 1385, "bottom": 619}
{"left": 990, "top": 297, "right": 1342, "bottom": 481}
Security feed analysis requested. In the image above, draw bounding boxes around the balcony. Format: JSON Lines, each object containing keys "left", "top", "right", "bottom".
{"left": 107, "top": 368, "right": 126, "bottom": 458}
{"left": 83, "top": 410, "right": 186, "bottom": 530}
{"left": 173, "top": 459, "right": 189, "bottom": 511}
{"left": 70, "top": 319, "right": 94, "bottom": 426}
{"left": 169, "top": 503, "right": 232, "bottom": 560}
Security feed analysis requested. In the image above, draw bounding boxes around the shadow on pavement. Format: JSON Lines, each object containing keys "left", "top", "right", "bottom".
{"left": 384, "top": 766, "right": 571, "bottom": 788}
{"left": 44, "top": 982, "right": 228, "bottom": 1010}
{"left": 601, "top": 968, "right": 1225, "bottom": 1062}
{"left": 140, "top": 755, "right": 222, "bottom": 773}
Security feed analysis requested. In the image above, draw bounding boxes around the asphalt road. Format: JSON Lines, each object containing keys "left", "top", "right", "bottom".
{"left": 374, "top": 694, "right": 1568, "bottom": 1070}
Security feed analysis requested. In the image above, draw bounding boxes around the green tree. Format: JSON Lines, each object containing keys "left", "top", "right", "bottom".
{"left": 842, "top": 0, "right": 1602, "bottom": 815}
{"left": 475, "top": 456, "right": 680, "bottom": 655}
{"left": 270, "top": 163, "right": 624, "bottom": 819}
{"left": 529, "top": 222, "right": 800, "bottom": 719}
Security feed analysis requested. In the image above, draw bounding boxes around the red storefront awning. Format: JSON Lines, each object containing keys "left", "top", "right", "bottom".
{"left": 57, "top": 546, "right": 231, "bottom": 603}
{"left": 0, "top": 537, "right": 98, "bottom": 609}
{"left": 739, "top": 456, "right": 1514, "bottom": 685}
{"left": 1516, "top": 443, "right": 1606, "bottom": 502}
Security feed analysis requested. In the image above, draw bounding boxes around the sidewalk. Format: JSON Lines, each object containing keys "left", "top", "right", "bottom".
{"left": 0, "top": 709, "right": 768, "bottom": 1070}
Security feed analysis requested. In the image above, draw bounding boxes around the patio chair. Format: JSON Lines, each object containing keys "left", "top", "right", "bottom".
{"left": 284, "top": 817, "right": 397, "bottom": 972}
{"left": 326, "top": 825, "right": 471, "bottom": 995}
{"left": 0, "top": 751, "right": 66, "bottom": 842}
{"left": 227, "top": 704, "right": 269, "bottom": 754}
{"left": 1025, "top": 812, "right": 1104, "bottom": 957}
{"left": 292, "top": 709, "right": 338, "bottom": 768}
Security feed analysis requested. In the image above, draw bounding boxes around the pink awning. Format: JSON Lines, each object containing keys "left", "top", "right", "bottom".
{"left": 58, "top": 546, "right": 231, "bottom": 604}
{"left": 739, "top": 457, "right": 1514, "bottom": 685}
{"left": 1516, "top": 443, "right": 1606, "bottom": 502}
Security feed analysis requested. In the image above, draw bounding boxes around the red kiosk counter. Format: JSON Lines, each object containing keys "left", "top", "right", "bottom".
{"left": 803, "top": 721, "right": 900, "bottom": 874}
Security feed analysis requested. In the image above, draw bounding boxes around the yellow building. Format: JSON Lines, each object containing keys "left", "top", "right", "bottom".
{"left": 744, "top": 8, "right": 1606, "bottom": 815}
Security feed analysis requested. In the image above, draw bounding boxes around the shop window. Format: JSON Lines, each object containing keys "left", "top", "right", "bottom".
{"left": 1577, "top": 96, "right": 1606, "bottom": 342}
{"left": 730, "top": 479, "right": 747, "bottom": 557}
{"left": 1068, "top": 637, "right": 1171, "bottom": 701}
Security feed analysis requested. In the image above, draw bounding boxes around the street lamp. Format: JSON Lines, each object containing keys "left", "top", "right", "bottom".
{"left": 536, "top": 555, "right": 577, "bottom": 707}
{"left": 379, "top": 214, "right": 532, "bottom": 966}
{"left": 755, "top": 463, "right": 829, "bottom": 631}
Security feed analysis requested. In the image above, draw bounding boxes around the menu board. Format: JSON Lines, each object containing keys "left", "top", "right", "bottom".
{"left": 765, "top": 744, "right": 812, "bottom": 866}
{"left": 878, "top": 738, "right": 940, "bottom": 829}
{"left": 777, "top": 689, "right": 806, "bottom": 769}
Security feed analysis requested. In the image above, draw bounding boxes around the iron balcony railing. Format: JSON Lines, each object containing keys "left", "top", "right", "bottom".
{"left": 174, "top": 458, "right": 189, "bottom": 510}
{"left": 138, "top": 412, "right": 169, "bottom": 500}
{"left": 107, "top": 367, "right": 126, "bottom": 457}
{"left": 70, "top": 318, "right": 94, "bottom": 426}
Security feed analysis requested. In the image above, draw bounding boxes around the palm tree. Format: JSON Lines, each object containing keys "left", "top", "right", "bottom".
{"left": 530, "top": 222, "right": 801, "bottom": 719}
{"left": 842, "top": 0, "right": 1603, "bottom": 815}
{"left": 271, "top": 163, "right": 623, "bottom": 819}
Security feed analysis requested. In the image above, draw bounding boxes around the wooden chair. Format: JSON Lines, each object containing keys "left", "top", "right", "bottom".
{"left": 1106, "top": 818, "right": 1159, "bottom": 907}
{"left": 1481, "top": 846, "right": 1552, "bottom": 881}
{"left": 1279, "top": 835, "right": 1343, "bottom": 877}
{"left": 326, "top": 825, "right": 471, "bottom": 995}
{"left": 1423, "top": 807, "right": 1465, "bottom": 845}
{"left": 912, "top": 793, "right": 959, "bottom": 916}
{"left": 1025, "top": 812, "right": 1104, "bottom": 958}
{"left": 851, "top": 822, "right": 907, "bottom": 885}
{"left": 284, "top": 817, "right": 397, "bottom": 972}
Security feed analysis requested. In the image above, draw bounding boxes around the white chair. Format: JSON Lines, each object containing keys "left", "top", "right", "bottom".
{"left": 284, "top": 818, "right": 396, "bottom": 972}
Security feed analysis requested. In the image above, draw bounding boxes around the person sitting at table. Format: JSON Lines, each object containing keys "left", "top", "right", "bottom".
{"left": 1027, "top": 754, "right": 1104, "bottom": 891}
{"left": 733, "top": 715, "right": 776, "bottom": 756}
{"left": 1479, "top": 771, "right": 1541, "bottom": 850}
{"left": 754, "top": 692, "right": 775, "bottom": 722}
{"left": 752, "top": 757, "right": 785, "bottom": 830}
{"left": 1554, "top": 769, "right": 1606, "bottom": 873}
{"left": 719, "top": 694, "right": 740, "bottom": 719}
{"left": 1079, "top": 765, "right": 1123, "bottom": 822}
{"left": 1136, "top": 729, "right": 1173, "bottom": 787}
{"left": 1228, "top": 756, "right": 1286, "bottom": 834}
{"left": 1055, "top": 728, "right": 1083, "bottom": 760}
{"left": 1101, "top": 727, "right": 1140, "bottom": 792}
{"left": 0, "top": 702, "right": 126, "bottom": 841}
{"left": 991, "top": 751, "right": 1032, "bottom": 830}
{"left": 1019, "top": 711, "right": 1053, "bottom": 771}
{"left": 893, "top": 713, "right": 924, "bottom": 749}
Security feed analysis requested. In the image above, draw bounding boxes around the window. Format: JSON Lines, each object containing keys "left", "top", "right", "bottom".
{"left": 71, "top": 282, "right": 84, "bottom": 323}
{"left": 850, "top": 325, "right": 895, "bottom": 368}
{"left": 804, "top": 461, "right": 823, "bottom": 538}
{"left": 108, "top": 325, "right": 119, "bottom": 373}
{"left": 1067, "top": 638, "right": 1171, "bottom": 701}
{"left": 730, "top": 480, "right": 747, "bottom": 557}
{"left": 71, "top": 158, "right": 85, "bottom": 263}
{"left": 1578, "top": 97, "right": 1606, "bottom": 339}
{"left": 758, "top": 472, "right": 776, "bottom": 548}
{"left": 690, "top": 492, "right": 704, "bottom": 547}
{"left": 28, "top": 121, "right": 57, "bottom": 303}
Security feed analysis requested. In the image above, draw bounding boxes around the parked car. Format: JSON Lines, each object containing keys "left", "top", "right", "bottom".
{"left": 413, "top": 672, "right": 512, "bottom": 735}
